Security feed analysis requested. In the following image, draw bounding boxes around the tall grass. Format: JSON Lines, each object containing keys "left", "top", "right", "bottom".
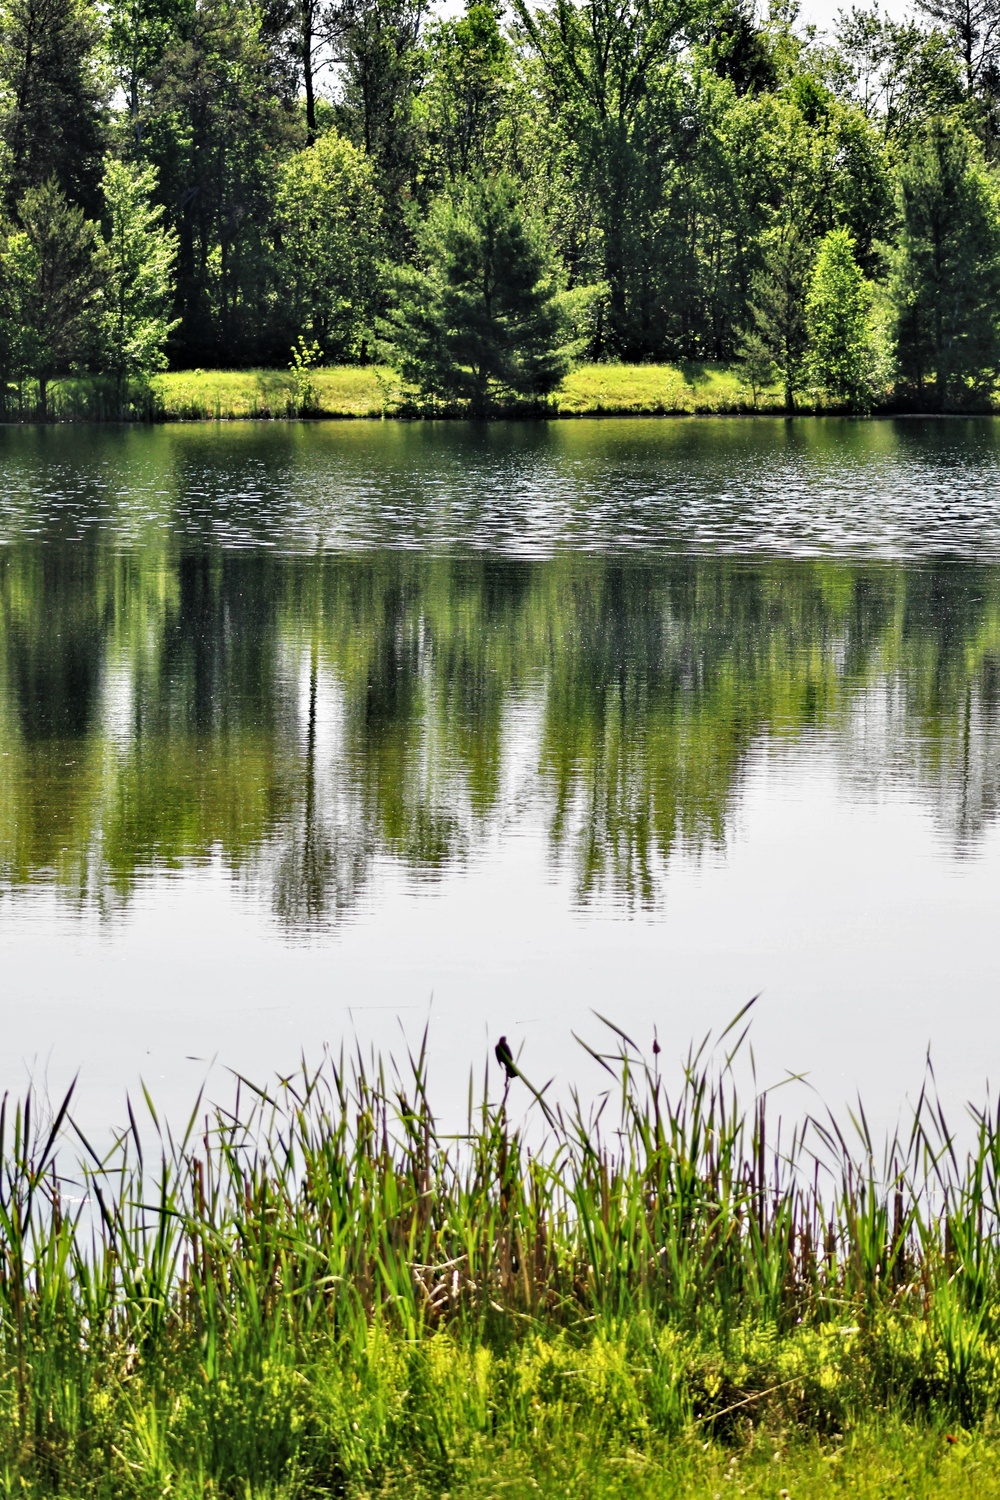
{"left": 1, "top": 1015, "right": 1000, "bottom": 1494}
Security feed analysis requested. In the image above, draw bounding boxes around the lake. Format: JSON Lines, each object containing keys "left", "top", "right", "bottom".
{"left": 2, "top": 416, "right": 1000, "bottom": 1139}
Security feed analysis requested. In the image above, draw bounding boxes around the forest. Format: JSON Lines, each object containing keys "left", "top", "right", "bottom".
{"left": 6, "top": 0, "right": 1000, "bottom": 410}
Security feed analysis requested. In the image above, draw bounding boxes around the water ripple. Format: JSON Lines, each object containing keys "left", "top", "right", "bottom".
{"left": 1, "top": 417, "right": 1000, "bottom": 558}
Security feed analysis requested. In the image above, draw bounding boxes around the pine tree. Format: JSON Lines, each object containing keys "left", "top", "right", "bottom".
{"left": 891, "top": 116, "right": 1000, "bottom": 407}
{"left": 144, "top": 0, "right": 298, "bottom": 364}
{"left": 750, "top": 228, "right": 811, "bottom": 411}
{"left": 385, "top": 173, "right": 572, "bottom": 412}
{"left": 0, "top": 0, "right": 106, "bottom": 213}
{"left": 7, "top": 180, "right": 100, "bottom": 417}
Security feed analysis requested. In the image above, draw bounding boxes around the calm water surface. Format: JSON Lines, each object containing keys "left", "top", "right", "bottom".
{"left": 2, "top": 417, "right": 1000, "bottom": 1135}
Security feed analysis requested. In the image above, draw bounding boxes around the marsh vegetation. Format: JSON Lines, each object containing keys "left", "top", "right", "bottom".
{"left": 2, "top": 1018, "right": 1000, "bottom": 1495}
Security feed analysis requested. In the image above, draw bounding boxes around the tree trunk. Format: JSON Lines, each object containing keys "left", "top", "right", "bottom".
{"left": 303, "top": 1, "right": 316, "bottom": 144}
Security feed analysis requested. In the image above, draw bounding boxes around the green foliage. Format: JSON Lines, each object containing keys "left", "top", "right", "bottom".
{"left": 95, "top": 155, "right": 179, "bottom": 390}
{"left": 142, "top": 0, "right": 299, "bottom": 365}
{"left": 106, "top": 0, "right": 189, "bottom": 150}
{"left": 749, "top": 227, "right": 810, "bottom": 408}
{"left": 698, "top": 0, "right": 778, "bottom": 94}
{"left": 385, "top": 173, "right": 572, "bottom": 411}
{"left": 832, "top": 8, "right": 965, "bottom": 138}
{"left": 806, "top": 227, "right": 877, "bottom": 408}
{"left": 891, "top": 116, "right": 1000, "bottom": 407}
{"left": 0, "top": 0, "right": 106, "bottom": 213}
{"left": 7, "top": 179, "right": 100, "bottom": 416}
{"left": 512, "top": 0, "right": 700, "bottom": 358}
{"left": 3, "top": 0, "right": 1000, "bottom": 400}
{"left": 334, "top": 0, "right": 423, "bottom": 243}
{"left": 273, "top": 129, "right": 382, "bottom": 360}
{"left": 418, "top": 2, "right": 513, "bottom": 186}
{"left": 914, "top": 0, "right": 1000, "bottom": 95}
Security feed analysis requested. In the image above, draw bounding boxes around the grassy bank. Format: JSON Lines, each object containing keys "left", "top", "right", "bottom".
{"left": 30, "top": 362, "right": 790, "bottom": 422}
{"left": 154, "top": 362, "right": 789, "bottom": 418}
{"left": 2, "top": 1017, "right": 1000, "bottom": 1495}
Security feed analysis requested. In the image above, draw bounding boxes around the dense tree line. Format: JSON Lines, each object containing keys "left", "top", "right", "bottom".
{"left": 6, "top": 0, "right": 1000, "bottom": 407}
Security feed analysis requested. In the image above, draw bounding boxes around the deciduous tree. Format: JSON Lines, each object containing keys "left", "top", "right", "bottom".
{"left": 418, "top": 2, "right": 513, "bottom": 186}
{"left": 512, "top": 0, "right": 700, "bottom": 357}
{"left": 273, "top": 130, "right": 382, "bottom": 358}
{"left": 8, "top": 180, "right": 100, "bottom": 418}
{"left": 334, "top": 0, "right": 424, "bottom": 238}
{"left": 96, "top": 157, "right": 179, "bottom": 397}
{"left": 806, "top": 227, "right": 875, "bottom": 408}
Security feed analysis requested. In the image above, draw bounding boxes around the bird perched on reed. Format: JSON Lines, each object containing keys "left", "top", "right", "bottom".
{"left": 493, "top": 1033, "right": 557, "bottom": 1126}
{"left": 495, "top": 1035, "right": 516, "bottom": 1080}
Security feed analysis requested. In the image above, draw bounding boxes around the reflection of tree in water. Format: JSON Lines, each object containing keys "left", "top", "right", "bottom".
{"left": 270, "top": 642, "right": 375, "bottom": 929}
{"left": 840, "top": 565, "right": 1000, "bottom": 850}
{"left": 0, "top": 547, "right": 302, "bottom": 905}
{"left": 3, "top": 549, "right": 1000, "bottom": 921}
{"left": 0, "top": 543, "right": 114, "bottom": 897}
{"left": 538, "top": 560, "right": 903, "bottom": 903}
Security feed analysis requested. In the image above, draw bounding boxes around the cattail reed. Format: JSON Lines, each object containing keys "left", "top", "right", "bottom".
{"left": 0, "top": 1017, "right": 996, "bottom": 1491}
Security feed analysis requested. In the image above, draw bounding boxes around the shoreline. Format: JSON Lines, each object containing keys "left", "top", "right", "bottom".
{"left": 15, "top": 363, "right": 996, "bottom": 423}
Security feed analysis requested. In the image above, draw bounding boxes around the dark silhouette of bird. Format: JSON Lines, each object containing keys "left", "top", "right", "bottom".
{"left": 495, "top": 1035, "right": 516, "bottom": 1080}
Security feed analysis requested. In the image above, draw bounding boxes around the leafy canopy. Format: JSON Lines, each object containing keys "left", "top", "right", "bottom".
{"left": 96, "top": 156, "right": 179, "bottom": 386}
{"left": 806, "top": 227, "right": 875, "bottom": 408}
{"left": 273, "top": 129, "right": 382, "bottom": 361}
{"left": 890, "top": 116, "right": 1000, "bottom": 407}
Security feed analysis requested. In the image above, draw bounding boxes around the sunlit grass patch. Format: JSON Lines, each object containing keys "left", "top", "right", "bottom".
{"left": 149, "top": 362, "right": 785, "bottom": 419}
{"left": 23, "top": 362, "right": 1000, "bottom": 422}
{"left": 30, "top": 362, "right": 845, "bottom": 422}
{"left": 149, "top": 364, "right": 389, "bottom": 419}
{"left": 555, "top": 361, "right": 787, "bottom": 414}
